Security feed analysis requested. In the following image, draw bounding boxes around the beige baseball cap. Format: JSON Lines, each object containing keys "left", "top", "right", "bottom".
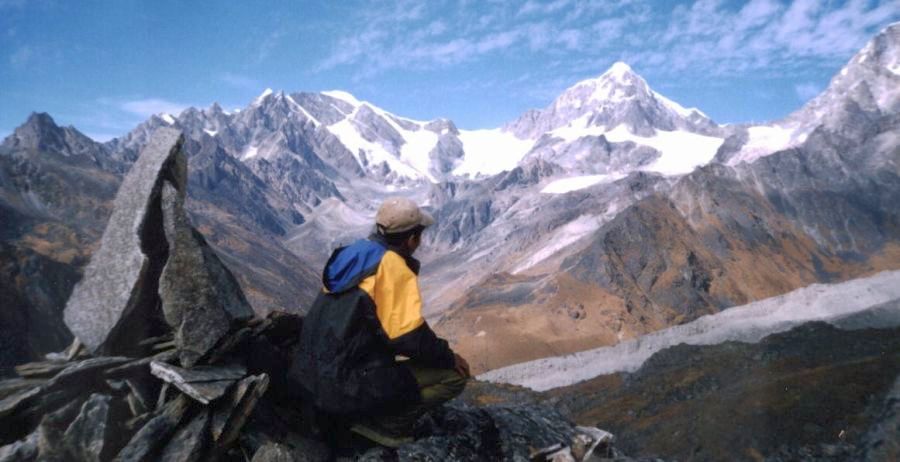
{"left": 376, "top": 197, "right": 435, "bottom": 234}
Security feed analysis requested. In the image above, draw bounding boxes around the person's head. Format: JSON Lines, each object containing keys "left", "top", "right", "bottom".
{"left": 375, "top": 197, "right": 435, "bottom": 254}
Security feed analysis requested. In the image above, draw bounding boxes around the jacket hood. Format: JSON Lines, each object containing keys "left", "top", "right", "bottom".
{"left": 323, "top": 239, "right": 387, "bottom": 293}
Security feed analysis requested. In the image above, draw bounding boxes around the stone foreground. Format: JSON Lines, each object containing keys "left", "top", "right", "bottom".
{"left": 1, "top": 128, "right": 638, "bottom": 461}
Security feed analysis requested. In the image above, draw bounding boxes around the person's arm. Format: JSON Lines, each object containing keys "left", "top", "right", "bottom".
{"left": 389, "top": 321, "right": 455, "bottom": 369}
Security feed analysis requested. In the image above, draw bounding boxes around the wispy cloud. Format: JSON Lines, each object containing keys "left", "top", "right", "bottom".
{"left": 648, "top": 0, "right": 900, "bottom": 77}
{"left": 62, "top": 96, "right": 198, "bottom": 141}
{"left": 83, "top": 132, "right": 119, "bottom": 142}
{"left": 119, "top": 98, "right": 189, "bottom": 118}
{"left": 256, "top": 29, "right": 285, "bottom": 64}
{"left": 0, "top": 0, "right": 27, "bottom": 9}
{"left": 9, "top": 45, "right": 33, "bottom": 68}
{"left": 519, "top": 0, "right": 572, "bottom": 17}
{"left": 315, "top": 1, "right": 642, "bottom": 79}
{"left": 314, "top": 0, "right": 898, "bottom": 86}
{"left": 219, "top": 72, "right": 260, "bottom": 90}
{"left": 794, "top": 82, "right": 821, "bottom": 101}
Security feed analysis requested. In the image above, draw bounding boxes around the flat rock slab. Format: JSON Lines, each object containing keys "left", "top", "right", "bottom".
{"left": 104, "top": 350, "right": 177, "bottom": 378}
{"left": 0, "top": 379, "right": 45, "bottom": 401}
{"left": 149, "top": 361, "right": 246, "bottom": 405}
{"left": 0, "top": 387, "right": 41, "bottom": 419}
{"left": 14, "top": 361, "right": 69, "bottom": 378}
{"left": 64, "top": 127, "right": 184, "bottom": 355}
{"left": 44, "top": 357, "right": 132, "bottom": 390}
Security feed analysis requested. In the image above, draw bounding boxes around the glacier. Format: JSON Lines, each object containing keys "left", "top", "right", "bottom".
{"left": 479, "top": 270, "right": 900, "bottom": 391}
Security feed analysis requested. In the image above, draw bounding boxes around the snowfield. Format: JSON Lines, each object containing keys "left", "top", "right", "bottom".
{"left": 454, "top": 129, "right": 535, "bottom": 177}
{"left": 549, "top": 122, "right": 725, "bottom": 176}
{"left": 540, "top": 173, "right": 625, "bottom": 194}
{"left": 479, "top": 270, "right": 900, "bottom": 391}
{"left": 726, "top": 125, "right": 806, "bottom": 166}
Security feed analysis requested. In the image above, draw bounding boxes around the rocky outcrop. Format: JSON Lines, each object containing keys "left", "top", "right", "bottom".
{"left": 63, "top": 128, "right": 252, "bottom": 359}
{"left": 861, "top": 373, "right": 900, "bottom": 461}
{"left": 547, "top": 322, "right": 900, "bottom": 461}
{"left": 62, "top": 128, "right": 184, "bottom": 356}
{"left": 1, "top": 127, "right": 634, "bottom": 461}
{"left": 159, "top": 176, "right": 254, "bottom": 366}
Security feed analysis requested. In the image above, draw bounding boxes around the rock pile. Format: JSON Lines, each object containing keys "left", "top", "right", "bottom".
{"left": 0, "top": 128, "right": 636, "bottom": 461}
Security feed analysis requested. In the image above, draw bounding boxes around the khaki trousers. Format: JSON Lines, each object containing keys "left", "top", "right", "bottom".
{"left": 373, "top": 360, "right": 467, "bottom": 432}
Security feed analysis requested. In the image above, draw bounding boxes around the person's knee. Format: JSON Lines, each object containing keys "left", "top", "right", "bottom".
{"left": 444, "top": 370, "right": 468, "bottom": 398}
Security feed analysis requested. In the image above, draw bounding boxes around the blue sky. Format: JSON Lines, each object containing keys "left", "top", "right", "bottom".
{"left": 1, "top": 0, "right": 898, "bottom": 141}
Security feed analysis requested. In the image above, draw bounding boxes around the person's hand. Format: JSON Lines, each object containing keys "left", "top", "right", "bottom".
{"left": 454, "top": 353, "right": 471, "bottom": 379}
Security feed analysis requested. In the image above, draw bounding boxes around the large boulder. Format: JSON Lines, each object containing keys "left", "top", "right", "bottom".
{"left": 62, "top": 127, "right": 252, "bottom": 359}
{"left": 63, "top": 128, "right": 184, "bottom": 355}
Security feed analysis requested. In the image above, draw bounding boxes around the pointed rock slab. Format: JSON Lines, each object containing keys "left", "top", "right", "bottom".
{"left": 159, "top": 180, "right": 253, "bottom": 367}
{"left": 150, "top": 361, "right": 246, "bottom": 405}
{"left": 62, "top": 393, "right": 113, "bottom": 462}
{"left": 113, "top": 395, "right": 191, "bottom": 462}
{"left": 63, "top": 127, "right": 185, "bottom": 355}
{"left": 210, "top": 374, "right": 269, "bottom": 447}
{"left": 250, "top": 443, "right": 297, "bottom": 462}
{"left": 35, "top": 397, "right": 86, "bottom": 461}
{"left": 158, "top": 408, "right": 210, "bottom": 462}
{"left": 0, "top": 431, "right": 38, "bottom": 462}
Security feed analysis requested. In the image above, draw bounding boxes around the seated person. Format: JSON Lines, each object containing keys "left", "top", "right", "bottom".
{"left": 291, "top": 197, "right": 470, "bottom": 447}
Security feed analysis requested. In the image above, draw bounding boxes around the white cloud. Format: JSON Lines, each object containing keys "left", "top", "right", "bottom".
{"left": 119, "top": 98, "right": 188, "bottom": 118}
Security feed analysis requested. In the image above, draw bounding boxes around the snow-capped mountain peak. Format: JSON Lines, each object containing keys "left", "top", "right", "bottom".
{"left": 253, "top": 88, "right": 274, "bottom": 105}
{"left": 605, "top": 60, "right": 635, "bottom": 78}
{"left": 504, "top": 62, "right": 718, "bottom": 141}
{"left": 554, "top": 61, "right": 651, "bottom": 112}
{"left": 723, "top": 21, "right": 900, "bottom": 167}
{"left": 321, "top": 90, "right": 364, "bottom": 107}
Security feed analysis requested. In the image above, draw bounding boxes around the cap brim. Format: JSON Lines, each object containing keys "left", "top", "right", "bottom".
{"left": 419, "top": 210, "right": 435, "bottom": 228}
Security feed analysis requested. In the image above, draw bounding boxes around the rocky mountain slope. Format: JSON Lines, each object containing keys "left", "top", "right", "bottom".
{"left": 0, "top": 131, "right": 640, "bottom": 462}
{"left": 546, "top": 321, "right": 900, "bottom": 461}
{"left": 433, "top": 23, "right": 900, "bottom": 372}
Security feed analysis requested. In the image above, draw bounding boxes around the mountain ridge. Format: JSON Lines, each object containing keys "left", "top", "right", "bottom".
{"left": 1, "top": 22, "right": 898, "bottom": 375}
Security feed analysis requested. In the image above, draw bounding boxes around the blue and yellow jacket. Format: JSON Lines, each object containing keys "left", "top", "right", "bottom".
{"left": 290, "top": 234, "right": 455, "bottom": 415}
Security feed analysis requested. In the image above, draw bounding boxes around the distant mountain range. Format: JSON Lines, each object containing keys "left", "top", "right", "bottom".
{"left": 1, "top": 22, "right": 897, "bottom": 372}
